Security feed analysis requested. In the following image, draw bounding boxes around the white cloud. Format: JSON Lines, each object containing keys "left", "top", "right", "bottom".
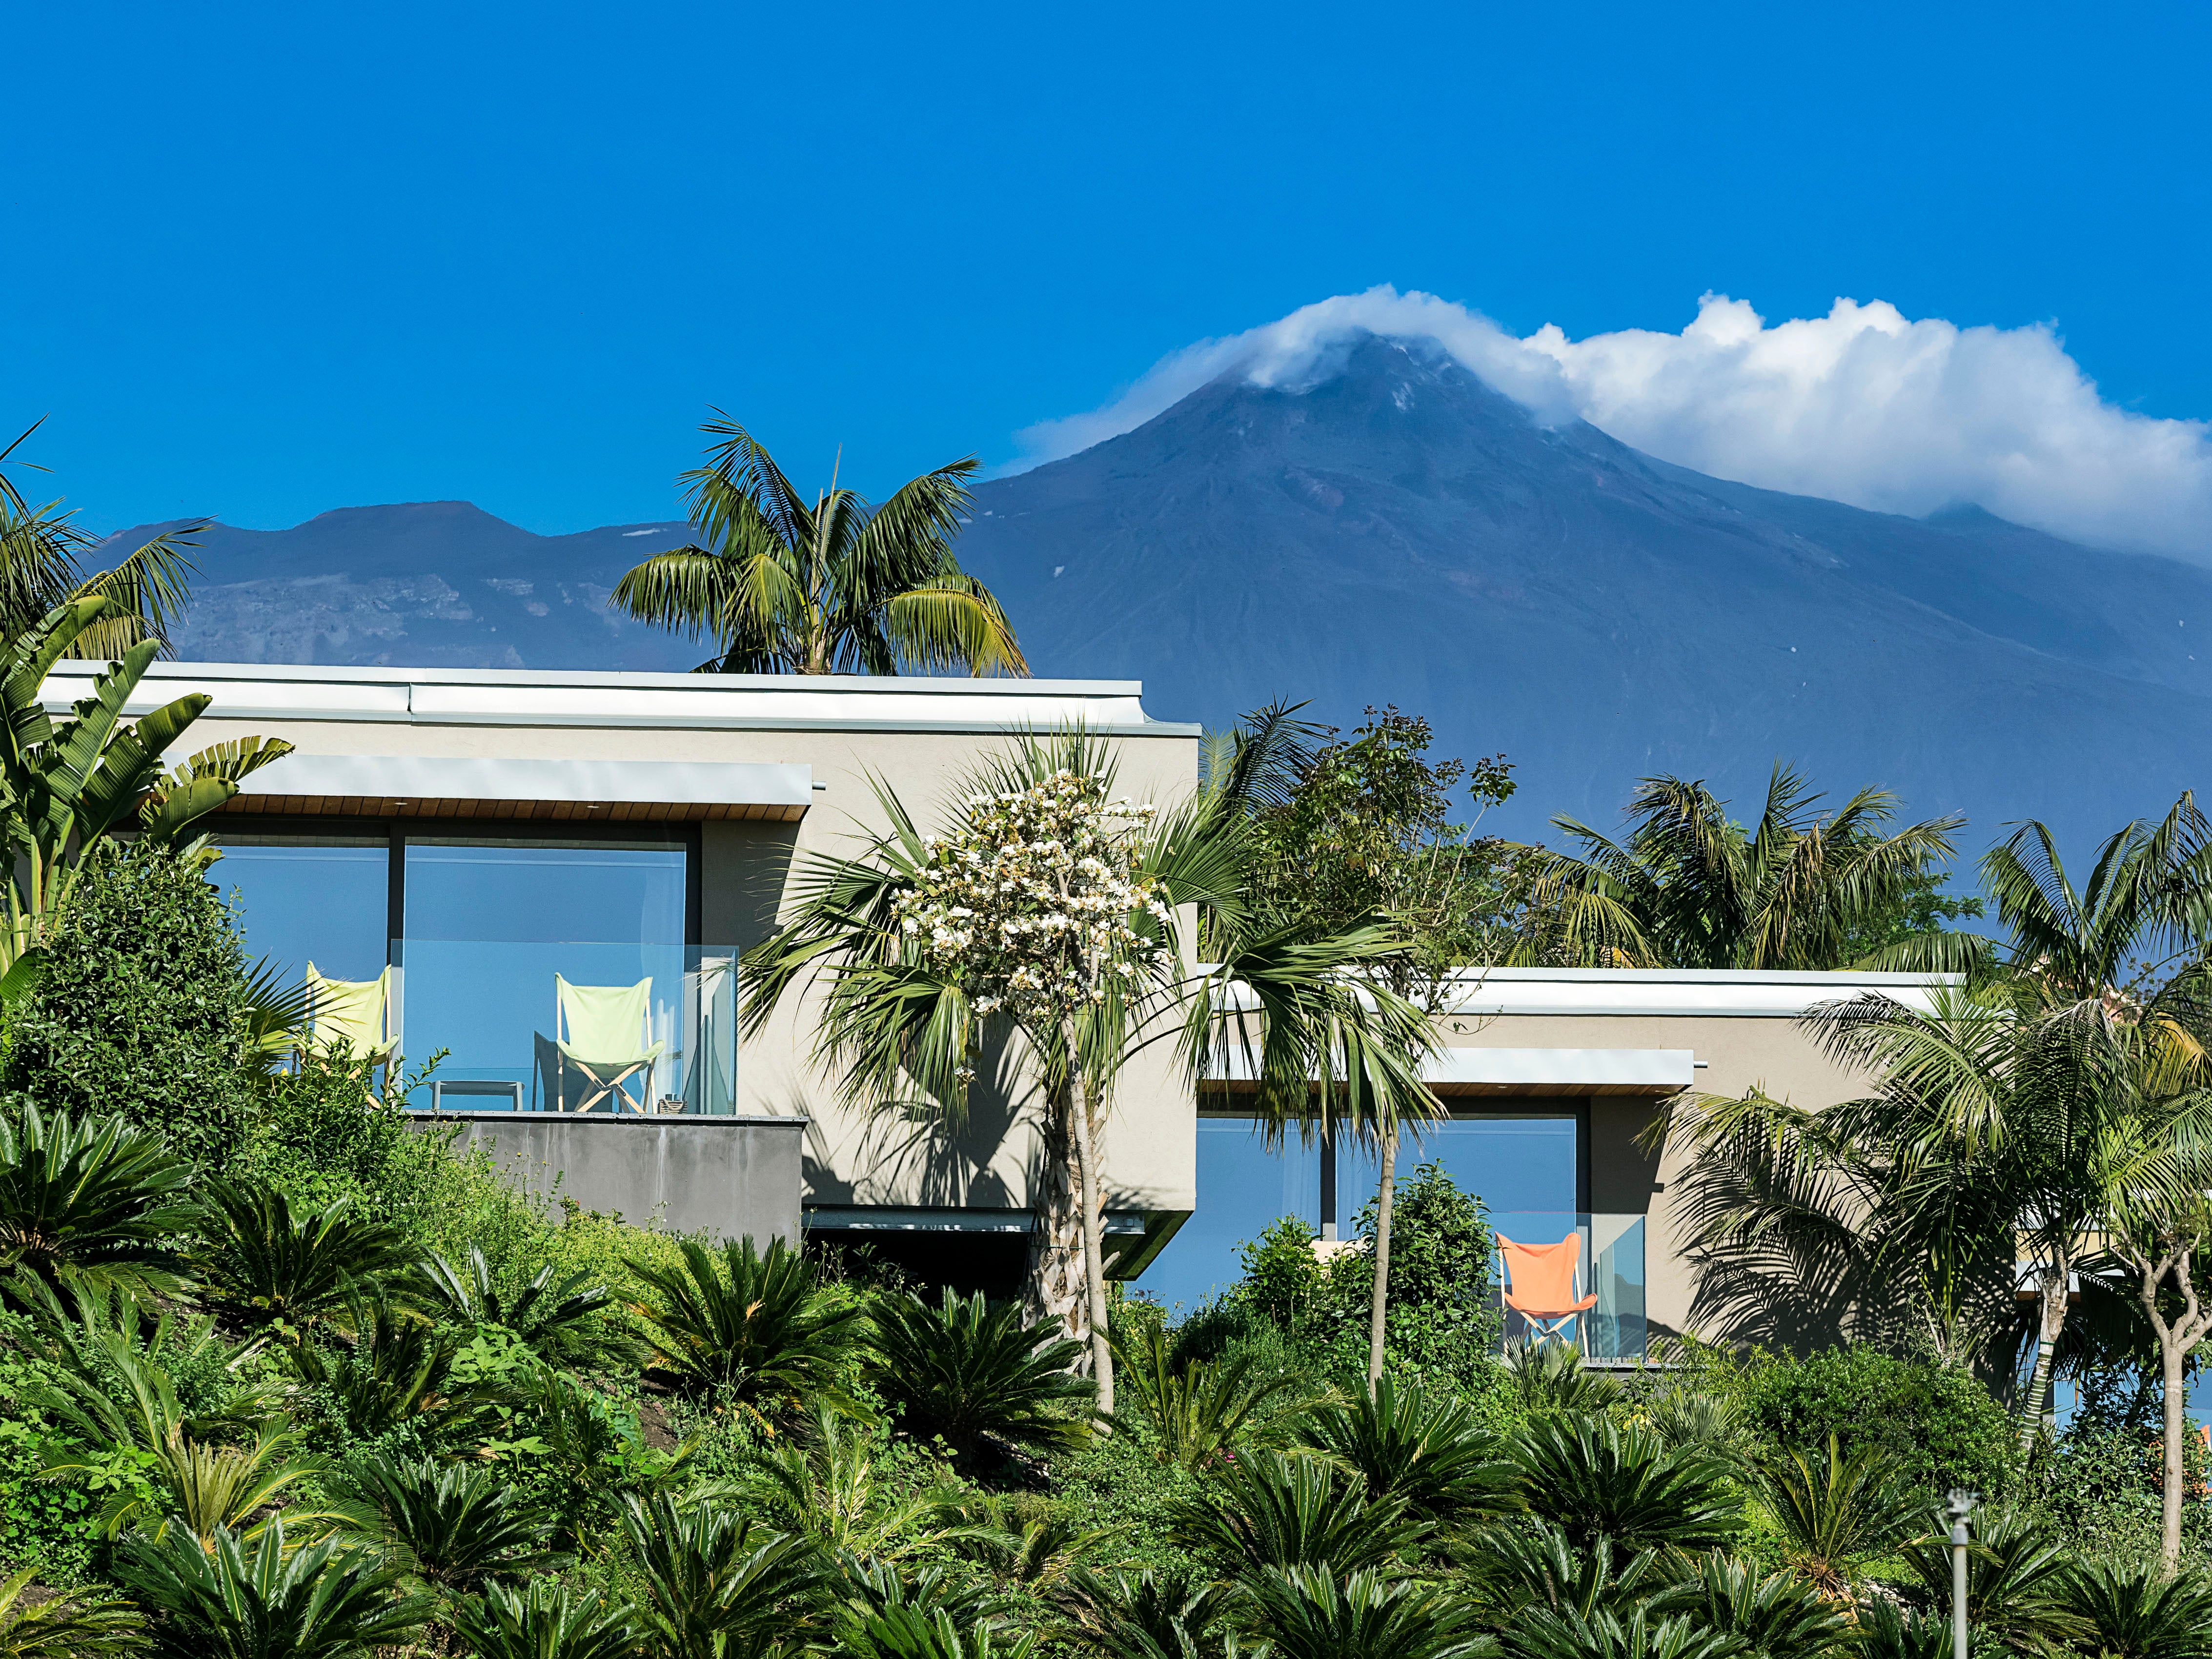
{"left": 1006, "top": 285, "right": 2212, "bottom": 560}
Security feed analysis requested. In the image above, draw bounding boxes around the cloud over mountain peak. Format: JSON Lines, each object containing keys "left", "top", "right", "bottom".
{"left": 1009, "top": 286, "right": 2212, "bottom": 562}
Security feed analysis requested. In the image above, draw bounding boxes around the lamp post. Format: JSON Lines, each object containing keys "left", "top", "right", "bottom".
{"left": 1946, "top": 1487, "right": 1978, "bottom": 1659}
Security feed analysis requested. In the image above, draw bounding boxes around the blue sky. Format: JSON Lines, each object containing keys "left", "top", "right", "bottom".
{"left": 7, "top": 1, "right": 2208, "bottom": 538}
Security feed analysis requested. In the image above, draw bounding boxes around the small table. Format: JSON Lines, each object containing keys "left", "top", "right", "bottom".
{"left": 429, "top": 1078, "right": 526, "bottom": 1112}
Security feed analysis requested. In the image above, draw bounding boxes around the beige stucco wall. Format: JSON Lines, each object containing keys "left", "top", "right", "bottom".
{"left": 184, "top": 703, "right": 1203, "bottom": 1230}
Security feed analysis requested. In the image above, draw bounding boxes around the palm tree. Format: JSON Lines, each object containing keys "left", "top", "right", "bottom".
{"left": 740, "top": 728, "right": 1432, "bottom": 1414}
{"left": 1515, "top": 764, "right": 1978, "bottom": 971}
{"left": 0, "top": 419, "right": 198, "bottom": 656}
{"left": 610, "top": 415, "right": 1025, "bottom": 676}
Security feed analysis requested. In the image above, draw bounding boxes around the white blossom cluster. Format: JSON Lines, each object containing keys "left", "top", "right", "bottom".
{"left": 894, "top": 771, "right": 1172, "bottom": 1043}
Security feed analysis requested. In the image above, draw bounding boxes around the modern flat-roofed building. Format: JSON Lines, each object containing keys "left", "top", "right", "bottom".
{"left": 50, "top": 658, "right": 1946, "bottom": 1353}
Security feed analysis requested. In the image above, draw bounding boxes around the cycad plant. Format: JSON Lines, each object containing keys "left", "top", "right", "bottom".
{"left": 115, "top": 1519, "right": 433, "bottom": 1659}
{"left": 627, "top": 1235, "right": 865, "bottom": 1413}
{"left": 1652, "top": 1555, "right": 1855, "bottom": 1659}
{"left": 1169, "top": 1451, "right": 1426, "bottom": 1577}
{"left": 620, "top": 1491, "right": 832, "bottom": 1659}
{"left": 1055, "top": 1568, "right": 1246, "bottom": 1659}
{"left": 735, "top": 1406, "right": 955, "bottom": 1562}
{"left": 0, "top": 1566, "right": 146, "bottom": 1657}
{"left": 1113, "top": 1324, "right": 1312, "bottom": 1471}
{"left": 838, "top": 1605, "right": 1038, "bottom": 1659}
{"left": 451, "top": 1580, "right": 641, "bottom": 1659}
{"left": 610, "top": 416, "right": 1024, "bottom": 676}
{"left": 1510, "top": 1603, "right": 1735, "bottom": 1659}
{"left": 0, "top": 1106, "right": 197, "bottom": 1300}
{"left": 1295, "top": 1376, "right": 1517, "bottom": 1527}
{"left": 191, "top": 1180, "right": 418, "bottom": 1335}
{"left": 867, "top": 1288, "right": 1093, "bottom": 1460}
{"left": 333, "top": 1455, "right": 563, "bottom": 1599}
{"left": 417, "top": 1243, "right": 620, "bottom": 1369}
{"left": 286, "top": 1292, "right": 512, "bottom": 1445}
{"left": 1238, "top": 1566, "right": 1491, "bottom": 1659}
{"left": 2059, "top": 1558, "right": 2212, "bottom": 1659}
{"left": 1899, "top": 1507, "right": 2077, "bottom": 1657}
{"left": 1511, "top": 1415, "right": 1740, "bottom": 1553}
{"left": 1755, "top": 1435, "right": 1920, "bottom": 1603}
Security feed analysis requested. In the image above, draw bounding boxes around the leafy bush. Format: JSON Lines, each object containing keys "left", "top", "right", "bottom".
{"left": 1, "top": 840, "right": 258, "bottom": 1166}
{"left": 1735, "top": 1345, "right": 2019, "bottom": 1500}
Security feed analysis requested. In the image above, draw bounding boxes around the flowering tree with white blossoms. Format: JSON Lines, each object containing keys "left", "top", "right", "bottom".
{"left": 893, "top": 769, "right": 1174, "bottom": 1396}
{"left": 740, "top": 728, "right": 1438, "bottom": 1420}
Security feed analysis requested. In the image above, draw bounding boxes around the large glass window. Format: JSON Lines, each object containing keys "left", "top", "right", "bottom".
{"left": 211, "top": 838, "right": 388, "bottom": 982}
{"left": 403, "top": 840, "right": 685, "bottom": 944}
{"left": 1138, "top": 1112, "right": 1581, "bottom": 1315}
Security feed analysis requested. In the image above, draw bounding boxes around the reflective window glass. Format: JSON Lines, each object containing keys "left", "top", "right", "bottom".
{"left": 404, "top": 840, "right": 684, "bottom": 944}
{"left": 210, "top": 838, "right": 388, "bottom": 982}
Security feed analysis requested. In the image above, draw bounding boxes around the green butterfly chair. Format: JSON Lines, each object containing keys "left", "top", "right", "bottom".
{"left": 537, "top": 975, "right": 666, "bottom": 1113}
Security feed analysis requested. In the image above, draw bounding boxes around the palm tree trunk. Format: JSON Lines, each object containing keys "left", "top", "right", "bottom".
{"left": 1066, "top": 1016, "right": 1115, "bottom": 1415}
{"left": 1366, "top": 1126, "right": 1398, "bottom": 1396}
{"left": 2018, "top": 1260, "right": 2069, "bottom": 1447}
{"left": 1024, "top": 1102, "right": 1084, "bottom": 1343}
{"left": 2161, "top": 1332, "right": 2188, "bottom": 1573}
{"left": 2134, "top": 1239, "right": 2210, "bottom": 1574}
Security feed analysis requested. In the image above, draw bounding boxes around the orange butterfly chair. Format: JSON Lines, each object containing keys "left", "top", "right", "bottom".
{"left": 1497, "top": 1231, "right": 1599, "bottom": 1349}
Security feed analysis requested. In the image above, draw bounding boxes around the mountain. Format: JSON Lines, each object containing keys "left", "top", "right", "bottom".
{"left": 95, "top": 334, "right": 2212, "bottom": 850}
{"left": 952, "top": 336, "right": 2212, "bottom": 851}
{"left": 101, "top": 502, "right": 701, "bottom": 672}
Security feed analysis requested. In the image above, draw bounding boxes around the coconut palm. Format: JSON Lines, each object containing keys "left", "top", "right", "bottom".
{"left": 867, "top": 1288, "right": 1094, "bottom": 1459}
{"left": 114, "top": 1519, "right": 432, "bottom": 1659}
{"left": 0, "top": 1106, "right": 198, "bottom": 1300}
{"left": 1514, "top": 764, "right": 1978, "bottom": 971}
{"left": 627, "top": 1235, "right": 866, "bottom": 1412}
{"left": 0, "top": 420, "right": 197, "bottom": 656}
{"left": 610, "top": 415, "right": 1023, "bottom": 676}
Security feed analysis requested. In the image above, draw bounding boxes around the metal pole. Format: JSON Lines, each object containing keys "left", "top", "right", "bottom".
{"left": 1946, "top": 1489, "right": 1977, "bottom": 1659}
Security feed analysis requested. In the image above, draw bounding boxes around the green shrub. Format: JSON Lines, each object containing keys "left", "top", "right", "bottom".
{"left": 1736, "top": 1344, "right": 2018, "bottom": 1500}
{"left": 1, "top": 840, "right": 257, "bottom": 1166}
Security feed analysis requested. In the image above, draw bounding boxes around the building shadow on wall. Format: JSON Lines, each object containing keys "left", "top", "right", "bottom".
{"left": 800, "top": 1027, "right": 1025, "bottom": 1213}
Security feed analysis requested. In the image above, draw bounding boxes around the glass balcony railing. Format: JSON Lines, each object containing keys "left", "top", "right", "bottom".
{"left": 1491, "top": 1211, "right": 1647, "bottom": 1361}
{"left": 378, "top": 939, "right": 739, "bottom": 1114}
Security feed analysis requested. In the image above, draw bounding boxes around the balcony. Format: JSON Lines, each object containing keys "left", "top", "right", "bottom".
{"left": 1491, "top": 1211, "right": 1647, "bottom": 1361}
{"left": 367, "top": 938, "right": 742, "bottom": 1114}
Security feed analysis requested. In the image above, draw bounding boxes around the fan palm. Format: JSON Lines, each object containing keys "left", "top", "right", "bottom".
{"left": 1514, "top": 764, "right": 1976, "bottom": 971}
{"left": 1510, "top": 1415, "right": 1740, "bottom": 1553}
{"left": 867, "top": 1288, "right": 1093, "bottom": 1459}
{"left": 0, "top": 420, "right": 197, "bottom": 656}
{"left": 191, "top": 1181, "right": 418, "bottom": 1334}
{"left": 0, "top": 1566, "right": 146, "bottom": 1657}
{"left": 114, "top": 1519, "right": 433, "bottom": 1659}
{"left": 451, "top": 1581, "right": 641, "bottom": 1659}
{"left": 627, "top": 1235, "right": 865, "bottom": 1411}
{"left": 611, "top": 416, "right": 1023, "bottom": 676}
{"left": 0, "top": 1106, "right": 197, "bottom": 1300}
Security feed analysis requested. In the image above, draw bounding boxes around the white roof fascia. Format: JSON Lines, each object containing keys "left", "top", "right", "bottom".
{"left": 1205, "top": 1045, "right": 1696, "bottom": 1091}
{"left": 1444, "top": 967, "right": 1959, "bottom": 1018}
{"left": 232, "top": 753, "right": 813, "bottom": 809}
{"left": 38, "top": 661, "right": 1200, "bottom": 737}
